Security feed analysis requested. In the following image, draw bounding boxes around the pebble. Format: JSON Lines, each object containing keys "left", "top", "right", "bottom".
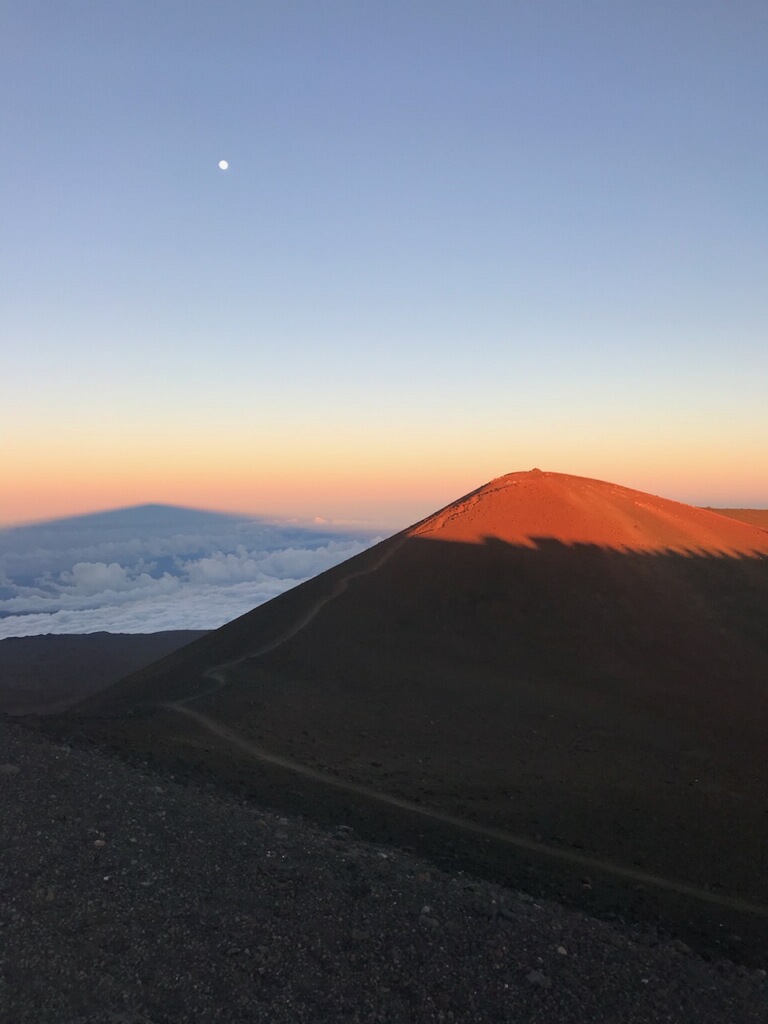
{"left": 420, "top": 904, "right": 442, "bottom": 929}
{"left": 526, "top": 969, "right": 552, "bottom": 988}
{"left": 668, "top": 939, "right": 693, "bottom": 956}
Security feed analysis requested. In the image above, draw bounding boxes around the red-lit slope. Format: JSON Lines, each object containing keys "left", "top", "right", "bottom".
{"left": 410, "top": 469, "right": 768, "bottom": 554}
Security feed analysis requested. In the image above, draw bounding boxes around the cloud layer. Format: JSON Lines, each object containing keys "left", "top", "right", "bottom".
{"left": 0, "top": 506, "right": 383, "bottom": 637}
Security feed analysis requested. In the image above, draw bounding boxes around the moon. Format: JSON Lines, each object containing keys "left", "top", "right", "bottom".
{"left": 218, "top": 160, "right": 229, "bottom": 170}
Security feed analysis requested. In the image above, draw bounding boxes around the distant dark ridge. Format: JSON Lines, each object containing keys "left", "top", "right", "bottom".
{"left": 0, "top": 630, "right": 207, "bottom": 715}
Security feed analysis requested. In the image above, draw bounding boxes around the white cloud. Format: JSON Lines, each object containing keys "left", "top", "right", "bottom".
{"left": 67, "top": 561, "right": 131, "bottom": 594}
{"left": 182, "top": 551, "right": 265, "bottom": 584}
{"left": 0, "top": 506, "right": 385, "bottom": 637}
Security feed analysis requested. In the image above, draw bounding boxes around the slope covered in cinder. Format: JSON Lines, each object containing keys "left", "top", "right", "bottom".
{"left": 709, "top": 508, "right": 768, "bottom": 531}
{"left": 59, "top": 471, "right": 768, "bottom": 955}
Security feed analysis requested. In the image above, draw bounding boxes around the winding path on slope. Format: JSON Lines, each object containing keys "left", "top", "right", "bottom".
{"left": 172, "top": 533, "right": 408, "bottom": 707}
{"left": 162, "top": 534, "right": 768, "bottom": 921}
{"left": 166, "top": 536, "right": 409, "bottom": 712}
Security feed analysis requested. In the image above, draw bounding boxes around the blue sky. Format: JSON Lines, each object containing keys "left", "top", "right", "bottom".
{"left": 3, "top": 0, "right": 767, "bottom": 527}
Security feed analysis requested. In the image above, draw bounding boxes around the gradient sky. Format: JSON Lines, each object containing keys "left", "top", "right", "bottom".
{"left": 3, "top": 0, "right": 767, "bottom": 528}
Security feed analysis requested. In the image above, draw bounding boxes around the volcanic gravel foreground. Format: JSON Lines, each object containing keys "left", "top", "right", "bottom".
{"left": 2, "top": 718, "right": 768, "bottom": 1024}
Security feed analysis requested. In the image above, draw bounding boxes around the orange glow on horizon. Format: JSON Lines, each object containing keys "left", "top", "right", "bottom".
{"left": 3, "top": 428, "right": 767, "bottom": 529}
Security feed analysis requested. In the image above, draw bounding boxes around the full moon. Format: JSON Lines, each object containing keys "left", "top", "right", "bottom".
{"left": 218, "top": 160, "right": 229, "bottom": 170}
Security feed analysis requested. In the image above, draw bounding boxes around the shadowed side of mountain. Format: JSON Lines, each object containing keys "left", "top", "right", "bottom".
{"left": 193, "top": 536, "right": 768, "bottom": 877}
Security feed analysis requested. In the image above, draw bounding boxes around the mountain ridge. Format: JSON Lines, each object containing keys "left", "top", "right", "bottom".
{"left": 50, "top": 470, "right": 768, "bottom": 958}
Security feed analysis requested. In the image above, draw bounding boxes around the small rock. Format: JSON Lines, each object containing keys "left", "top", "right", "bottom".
{"left": 0, "top": 764, "right": 20, "bottom": 776}
{"left": 526, "top": 969, "right": 552, "bottom": 989}
{"left": 556, "top": 946, "right": 567, "bottom": 956}
{"left": 668, "top": 939, "right": 692, "bottom": 956}
{"left": 420, "top": 905, "right": 441, "bottom": 928}
{"left": 93, "top": 839, "right": 106, "bottom": 848}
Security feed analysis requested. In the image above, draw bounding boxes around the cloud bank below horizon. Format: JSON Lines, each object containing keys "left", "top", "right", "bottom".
{"left": 0, "top": 505, "right": 384, "bottom": 638}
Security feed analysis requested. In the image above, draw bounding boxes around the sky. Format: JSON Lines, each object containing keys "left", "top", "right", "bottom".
{"left": 2, "top": 0, "right": 767, "bottom": 531}
{"left": 0, "top": 504, "right": 381, "bottom": 636}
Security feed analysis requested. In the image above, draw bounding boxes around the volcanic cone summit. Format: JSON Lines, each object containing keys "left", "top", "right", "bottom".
{"left": 410, "top": 469, "right": 768, "bottom": 554}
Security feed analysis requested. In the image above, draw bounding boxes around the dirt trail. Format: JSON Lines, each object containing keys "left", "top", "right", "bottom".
{"left": 163, "top": 533, "right": 768, "bottom": 920}
{"left": 173, "top": 533, "right": 407, "bottom": 707}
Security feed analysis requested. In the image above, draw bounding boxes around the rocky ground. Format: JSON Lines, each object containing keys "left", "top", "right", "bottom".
{"left": 2, "top": 718, "right": 767, "bottom": 1024}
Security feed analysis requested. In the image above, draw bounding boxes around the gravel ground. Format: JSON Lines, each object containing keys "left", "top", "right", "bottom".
{"left": 1, "top": 719, "right": 766, "bottom": 1024}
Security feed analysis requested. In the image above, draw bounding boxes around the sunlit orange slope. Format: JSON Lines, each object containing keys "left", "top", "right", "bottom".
{"left": 713, "top": 508, "right": 768, "bottom": 532}
{"left": 409, "top": 469, "right": 768, "bottom": 554}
